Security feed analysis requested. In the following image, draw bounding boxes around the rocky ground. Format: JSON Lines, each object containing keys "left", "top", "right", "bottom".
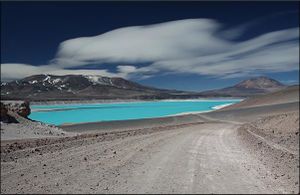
{"left": 237, "top": 111, "right": 299, "bottom": 194}
{"left": 0, "top": 120, "right": 72, "bottom": 141}
{"left": 243, "top": 111, "right": 299, "bottom": 151}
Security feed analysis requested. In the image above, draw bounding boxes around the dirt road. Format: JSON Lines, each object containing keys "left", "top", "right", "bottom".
{"left": 1, "top": 122, "right": 291, "bottom": 194}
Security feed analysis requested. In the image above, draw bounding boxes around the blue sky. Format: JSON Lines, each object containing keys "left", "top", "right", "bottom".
{"left": 1, "top": 1, "right": 299, "bottom": 91}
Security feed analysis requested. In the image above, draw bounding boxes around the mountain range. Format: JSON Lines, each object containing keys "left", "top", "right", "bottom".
{"left": 1, "top": 75, "right": 287, "bottom": 101}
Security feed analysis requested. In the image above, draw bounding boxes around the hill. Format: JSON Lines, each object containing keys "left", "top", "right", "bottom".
{"left": 198, "top": 76, "right": 286, "bottom": 97}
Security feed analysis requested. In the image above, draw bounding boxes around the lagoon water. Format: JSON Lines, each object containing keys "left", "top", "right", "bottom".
{"left": 29, "top": 100, "right": 241, "bottom": 125}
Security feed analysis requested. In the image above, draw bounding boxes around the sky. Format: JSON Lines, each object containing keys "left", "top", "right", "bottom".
{"left": 1, "top": 1, "right": 299, "bottom": 91}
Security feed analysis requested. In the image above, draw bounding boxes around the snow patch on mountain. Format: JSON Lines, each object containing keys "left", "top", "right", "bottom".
{"left": 52, "top": 78, "right": 61, "bottom": 84}
{"left": 29, "top": 80, "right": 38, "bottom": 84}
{"left": 43, "top": 76, "right": 51, "bottom": 82}
{"left": 84, "top": 75, "right": 114, "bottom": 86}
{"left": 84, "top": 75, "right": 102, "bottom": 85}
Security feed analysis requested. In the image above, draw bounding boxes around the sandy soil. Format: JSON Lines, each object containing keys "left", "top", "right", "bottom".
{"left": 0, "top": 112, "right": 75, "bottom": 141}
{"left": 222, "top": 85, "right": 299, "bottom": 110}
{"left": 203, "top": 101, "right": 299, "bottom": 122}
{"left": 2, "top": 121, "right": 297, "bottom": 194}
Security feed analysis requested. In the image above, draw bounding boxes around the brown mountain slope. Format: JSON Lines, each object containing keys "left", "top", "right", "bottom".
{"left": 221, "top": 85, "right": 299, "bottom": 110}
{"left": 199, "top": 76, "right": 286, "bottom": 97}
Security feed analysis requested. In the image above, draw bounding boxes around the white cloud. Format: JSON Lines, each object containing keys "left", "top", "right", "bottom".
{"left": 116, "top": 65, "right": 136, "bottom": 74}
{"left": 53, "top": 19, "right": 230, "bottom": 67}
{"left": 1, "top": 18, "right": 299, "bottom": 81}
{"left": 1, "top": 64, "right": 54, "bottom": 81}
{"left": 0, "top": 63, "right": 122, "bottom": 81}
{"left": 146, "top": 38, "right": 299, "bottom": 77}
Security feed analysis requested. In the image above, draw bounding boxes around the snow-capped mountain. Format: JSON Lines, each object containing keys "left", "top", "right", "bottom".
{"left": 0, "top": 74, "right": 184, "bottom": 100}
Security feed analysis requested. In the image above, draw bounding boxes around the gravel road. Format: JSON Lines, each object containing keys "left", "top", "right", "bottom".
{"left": 1, "top": 122, "right": 291, "bottom": 194}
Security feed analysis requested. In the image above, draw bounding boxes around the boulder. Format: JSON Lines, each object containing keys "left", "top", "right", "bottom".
{"left": 0, "top": 101, "right": 31, "bottom": 122}
{"left": 16, "top": 101, "right": 31, "bottom": 118}
{"left": 0, "top": 102, "right": 18, "bottom": 123}
{"left": 0, "top": 102, "right": 9, "bottom": 122}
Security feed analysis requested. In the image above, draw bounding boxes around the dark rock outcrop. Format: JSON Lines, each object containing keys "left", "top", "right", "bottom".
{"left": 14, "top": 101, "right": 31, "bottom": 118}
{"left": 0, "top": 101, "right": 31, "bottom": 123}
{"left": 1, "top": 102, "right": 18, "bottom": 123}
{"left": 0, "top": 102, "right": 9, "bottom": 122}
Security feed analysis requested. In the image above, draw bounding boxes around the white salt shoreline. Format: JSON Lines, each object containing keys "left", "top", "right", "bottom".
{"left": 168, "top": 102, "right": 235, "bottom": 117}
{"left": 30, "top": 100, "right": 241, "bottom": 113}
{"left": 30, "top": 98, "right": 243, "bottom": 106}
{"left": 211, "top": 103, "right": 234, "bottom": 110}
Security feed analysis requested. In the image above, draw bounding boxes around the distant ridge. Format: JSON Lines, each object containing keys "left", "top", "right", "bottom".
{"left": 198, "top": 76, "right": 286, "bottom": 97}
{"left": 1, "top": 75, "right": 288, "bottom": 100}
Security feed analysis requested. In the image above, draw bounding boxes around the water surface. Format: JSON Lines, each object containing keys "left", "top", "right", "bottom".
{"left": 29, "top": 100, "right": 241, "bottom": 125}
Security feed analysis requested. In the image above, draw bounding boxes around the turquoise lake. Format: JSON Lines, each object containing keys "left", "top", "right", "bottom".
{"left": 29, "top": 100, "right": 241, "bottom": 125}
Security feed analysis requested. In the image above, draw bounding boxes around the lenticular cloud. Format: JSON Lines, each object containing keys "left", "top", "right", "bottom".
{"left": 54, "top": 19, "right": 230, "bottom": 66}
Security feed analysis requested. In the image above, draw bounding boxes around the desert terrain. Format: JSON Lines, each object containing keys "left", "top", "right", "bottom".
{"left": 1, "top": 86, "right": 299, "bottom": 194}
